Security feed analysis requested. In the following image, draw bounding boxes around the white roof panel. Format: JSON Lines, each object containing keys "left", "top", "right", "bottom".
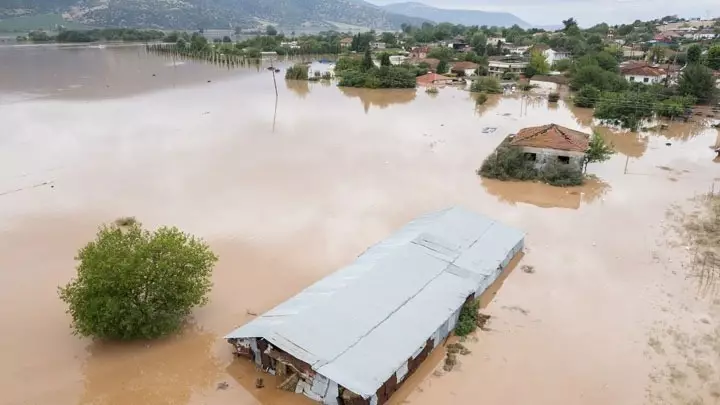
{"left": 225, "top": 207, "right": 524, "bottom": 398}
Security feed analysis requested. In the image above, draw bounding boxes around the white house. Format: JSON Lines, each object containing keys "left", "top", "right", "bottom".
{"left": 488, "top": 57, "right": 528, "bottom": 77}
{"left": 693, "top": 29, "right": 717, "bottom": 40}
{"left": 280, "top": 41, "right": 301, "bottom": 49}
{"left": 621, "top": 65, "right": 666, "bottom": 84}
{"left": 543, "top": 48, "right": 571, "bottom": 65}
{"left": 370, "top": 42, "right": 386, "bottom": 50}
{"left": 487, "top": 37, "right": 506, "bottom": 46}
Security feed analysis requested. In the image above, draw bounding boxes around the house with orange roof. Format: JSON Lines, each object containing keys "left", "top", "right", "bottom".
{"left": 509, "top": 124, "right": 590, "bottom": 171}
{"left": 620, "top": 64, "right": 666, "bottom": 85}
{"left": 416, "top": 73, "right": 453, "bottom": 86}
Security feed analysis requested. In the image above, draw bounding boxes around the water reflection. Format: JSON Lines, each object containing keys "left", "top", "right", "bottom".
{"left": 79, "top": 325, "right": 222, "bottom": 405}
{"left": 474, "top": 93, "right": 502, "bottom": 117}
{"left": 338, "top": 87, "right": 416, "bottom": 113}
{"left": 481, "top": 177, "right": 610, "bottom": 210}
{"left": 597, "top": 128, "right": 649, "bottom": 158}
{"left": 286, "top": 80, "right": 310, "bottom": 98}
{"left": 568, "top": 105, "right": 594, "bottom": 126}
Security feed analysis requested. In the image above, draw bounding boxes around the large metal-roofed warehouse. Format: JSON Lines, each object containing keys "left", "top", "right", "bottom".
{"left": 225, "top": 207, "right": 525, "bottom": 405}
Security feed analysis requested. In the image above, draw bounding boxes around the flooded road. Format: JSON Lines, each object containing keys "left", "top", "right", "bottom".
{"left": 1, "top": 45, "right": 719, "bottom": 405}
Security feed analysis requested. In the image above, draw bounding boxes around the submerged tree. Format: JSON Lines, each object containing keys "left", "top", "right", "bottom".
{"left": 584, "top": 131, "right": 615, "bottom": 171}
{"left": 59, "top": 222, "right": 218, "bottom": 340}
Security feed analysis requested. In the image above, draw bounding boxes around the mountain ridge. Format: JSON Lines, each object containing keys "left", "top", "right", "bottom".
{"left": 380, "top": 1, "right": 530, "bottom": 28}
{"left": 0, "top": 0, "right": 429, "bottom": 30}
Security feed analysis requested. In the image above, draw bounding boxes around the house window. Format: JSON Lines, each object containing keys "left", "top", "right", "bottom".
{"left": 524, "top": 153, "right": 537, "bottom": 161}
{"left": 629, "top": 76, "right": 635, "bottom": 81}
{"left": 557, "top": 156, "right": 570, "bottom": 164}
{"left": 643, "top": 77, "right": 649, "bottom": 83}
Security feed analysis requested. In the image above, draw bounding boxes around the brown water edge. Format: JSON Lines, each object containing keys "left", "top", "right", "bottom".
{"left": 3, "top": 46, "right": 720, "bottom": 405}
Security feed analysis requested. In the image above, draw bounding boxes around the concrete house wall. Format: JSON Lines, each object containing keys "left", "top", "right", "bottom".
{"left": 520, "top": 146, "right": 585, "bottom": 171}
{"left": 624, "top": 74, "right": 663, "bottom": 84}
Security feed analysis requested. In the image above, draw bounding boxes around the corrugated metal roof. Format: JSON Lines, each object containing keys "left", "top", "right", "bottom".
{"left": 225, "top": 207, "right": 524, "bottom": 398}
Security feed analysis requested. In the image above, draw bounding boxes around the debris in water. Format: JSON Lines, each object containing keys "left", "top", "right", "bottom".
{"left": 502, "top": 306, "right": 529, "bottom": 315}
{"left": 216, "top": 381, "right": 229, "bottom": 390}
{"left": 246, "top": 309, "right": 258, "bottom": 316}
{"left": 207, "top": 80, "right": 212, "bottom": 83}
{"left": 477, "top": 313, "right": 491, "bottom": 330}
{"left": 521, "top": 264, "right": 535, "bottom": 274}
{"left": 446, "top": 342, "right": 471, "bottom": 355}
{"left": 666, "top": 142, "right": 672, "bottom": 146}
{"left": 481, "top": 127, "right": 497, "bottom": 134}
{"left": 152, "top": 74, "right": 156, "bottom": 77}
{"left": 255, "top": 378, "right": 264, "bottom": 389}
{"left": 443, "top": 353, "right": 458, "bottom": 371}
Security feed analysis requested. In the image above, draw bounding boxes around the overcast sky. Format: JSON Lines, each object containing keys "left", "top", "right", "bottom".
{"left": 369, "top": 0, "right": 720, "bottom": 26}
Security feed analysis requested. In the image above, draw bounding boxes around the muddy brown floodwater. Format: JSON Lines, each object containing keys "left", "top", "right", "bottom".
{"left": 1, "top": 45, "right": 719, "bottom": 405}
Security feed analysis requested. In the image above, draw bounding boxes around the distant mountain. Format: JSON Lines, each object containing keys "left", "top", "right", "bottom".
{"left": 0, "top": 0, "right": 428, "bottom": 30}
{"left": 381, "top": 2, "right": 529, "bottom": 28}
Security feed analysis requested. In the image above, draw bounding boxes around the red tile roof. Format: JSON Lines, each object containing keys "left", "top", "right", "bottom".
{"left": 620, "top": 65, "right": 666, "bottom": 77}
{"left": 451, "top": 61, "right": 479, "bottom": 70}
{"left": 510, "top": 124, "right": 590, "bottom": 152}
{"left": 416, "top": 73, "right": 452, "bottom": 85}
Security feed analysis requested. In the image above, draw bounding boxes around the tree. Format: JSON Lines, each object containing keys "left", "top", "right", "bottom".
{"left": 362, "top": 48, "right": 374, "bottom": 71}
{"left": 648, "top": 46, "right": 665, "bottom": 63}
{"left": 470, "top": 32, "right": 487, "bottom": 53}
{"left": 562, "top": 17, "right": 579, "bottom": 33}
{"left": 574, "top": 85, "right": 600, "bottom": 108}
{"left": 58, "top": 222, "right": 218, "bottom": 340}
{"left": 266, "top": 25, "right": 278, "bottom": 36}
{"left": 571, "top": 65, "right": 627, "bottom": 91}
{"left": 528, "top": 51, "right": 550, "bottom": 76}
{"left": 687, "top": 44, "right": 702, "bottom": 64}
{"left": 222, "top": 35, "right": 232, "bottom": 43}
{"left": 706, "top": 45, "right": 720, "bottom": 70}
{"left": 678, "top": 63, "right": 717, "bottom": 104}
{"left": 380, "top": 32, "right": 397, "bottom": 47}
{"left": 436, "top": 59, "right": 448, "bottom": 74}
{"left": 189, "top": 32, "right": 208, "bottom": 52}
{"left": 470, "top": 76, "right": 502, "bottom": 93}
{"left": 584, "top": 131, "right": 615, "bottom": 171}
{"left": 427, "top": 46, "right": 454, "bottom": 60}
{"left": 379, "top": 52, "right": 391, "bottom": 67}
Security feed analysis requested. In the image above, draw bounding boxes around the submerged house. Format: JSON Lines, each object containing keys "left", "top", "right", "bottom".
{"left": 509, "top": 123, "right": 590, "bottom": 171}
{"left": 225, "top": 207, "right": 524, "bottom": 405}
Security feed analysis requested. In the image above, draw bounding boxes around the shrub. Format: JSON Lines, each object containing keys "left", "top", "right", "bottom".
{"left": 455, "top": 299, "right": 480, "bottom": 337}
{"left": 337, "top": 66, "right": 416, "bottom": 89}
{"left": 548, "top": 92, "right": 560, "bottom": 102}
{"left": 426, "top": 87, "right": 439, "bottom": 94}
{"left": 502, "top": 71, "right": 519, "bottom": 81}
{"left": 58, "top": 223, "right": 218, "bottom": 340}
{"left": 285, "top": 64, "right": 309, "bottom": 80}
{"left": 471, "top": 76, "right": 502, "bottom": 94}
{"left": 574, "top": 85, "right": 600, "bottom": 108}
{"left": 594, "top": 90, "right": 656, "bottom": 130}
{"left": 540, "top": 160, "right": 584, "bottom": 186}
{"left": 477, "top": 146, "right": 537, "bottom": 181}
{"left": 114, "top": 216, "right": 137, "bottom": 226}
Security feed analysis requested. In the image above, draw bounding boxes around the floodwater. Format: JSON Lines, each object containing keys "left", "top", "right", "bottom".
{"left": 1, "top": 45, "right": 720, "bottom": 405}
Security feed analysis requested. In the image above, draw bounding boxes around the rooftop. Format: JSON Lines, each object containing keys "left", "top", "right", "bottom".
{"left": 225, "top": 207, "right": 524, "bottom": 399}
{"left": 621, "top": 65, "right": 666, "bottom": 77}
{"left": 510, "top": 123, "right": 590, "bottom": 152}
{"left": 451, "top": 61, "right": 479, "bottom": 70}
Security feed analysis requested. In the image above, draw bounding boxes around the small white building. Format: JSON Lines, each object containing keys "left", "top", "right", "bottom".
{"left": 487, "top": 37, "right": 506, "bottom": 46}
{"left": 280, "top": 41, "right": 301, "bottom": 49}
{"left": 693, "top": 29, "right": 717, "bottom": 40}
{"left": 621, "top": 65, "right": 666, "bottom": 85}
{"left": 370, "top": 41, "right": 387, "bottom": 50}
{"left": 488, "top": 57, "right": 528, "bottom": 77}
{"left": 542, "top": 48, "right": 570, "bottom": 66}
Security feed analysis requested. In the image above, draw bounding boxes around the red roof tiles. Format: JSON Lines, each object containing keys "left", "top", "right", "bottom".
{"left": 510, "top": 124, "right": 590, "bottom": 152}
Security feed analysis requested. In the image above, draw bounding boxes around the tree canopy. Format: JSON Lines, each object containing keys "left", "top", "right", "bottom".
{"left": 59, "top": 222, "right": 218, "bottom": 340}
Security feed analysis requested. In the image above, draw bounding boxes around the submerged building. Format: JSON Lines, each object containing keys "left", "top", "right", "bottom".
{"left": 225, "top": 207, "right": 525, "bottom": 405}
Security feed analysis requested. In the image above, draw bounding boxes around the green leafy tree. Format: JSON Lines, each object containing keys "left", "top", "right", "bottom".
{"left": 380, "top": 32, "right": 397, "bottom": 47}
{"left": 379, "top": 52, "right": 391, "bottom": 67}
{"left": 470, "top": 76, "right": 502, "bottom": 93}
{"left": 562, "top": 18, "right": 578, "bottom": 31}
{"left": 574, "top": 85, "right": 600, "bottom": 108}
{"left": 571, "top": 65, "right": 627, "bottom": 91}
{"left": 594, "top": 91, "right": 656, "bottom": 130}
{"left": 58, "top": 223, "right": 218, "bottom": 340}
{"left": 470, "top": 32, "right": 487, "bottom": 53}
{"left": 528, "top": 51, "right": 550, "bottom": 75}
{"left": 266, "top": 25, "right": 278, "bottom": 36}
{"left": 427, "top": 46, "right": 454, "bottom": 60}
{"left": 584, "top": 131, "right": 615, "bottom": 170}
{"left": 222, "top": 35, "right": 232, "bottom": 43}
{"left": 362, "top": 48, "right": 374, "bottom": 71}
{"left": 706, "top": 45, "right": 720, "bottom": 70}
{"left": 552, "top": 59, "right": 572, "bottom": 72}
{"left": 687, "top": 44, "right": 702, "bottom": 64}
{"left": 285, "top": 64, "right": 309, "bottom": 80}
{"left": 436, "top": 59, "right": 448, "bottom": 74}
{"left": 678, "top": 63, "right": 717, "bottom": 104}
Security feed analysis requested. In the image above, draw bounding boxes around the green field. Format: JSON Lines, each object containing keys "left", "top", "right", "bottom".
{"left": 0, "top": 14, "right": 91, "bottom": 33}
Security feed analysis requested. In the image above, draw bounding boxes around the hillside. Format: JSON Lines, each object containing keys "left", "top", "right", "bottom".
{"left": 381, "top": 2, "right": 529, "bottom": 28}
{"left": 0, "top": 0, "right": 428, "bottom": 30}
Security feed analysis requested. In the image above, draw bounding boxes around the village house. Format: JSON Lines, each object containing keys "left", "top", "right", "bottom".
{"left": 450, "top": 61, "right": 479, "bottom": 77}
{"left": 620, "top": 64, "right": 666, "bottom": 85}
{"left": 692, "top": 29, "right": 717, "bottom": 40}
{"left": 488, "top": 56, "right": 528, "bottom": 77}
{"left": 543, "top": 48, "right": 571, "bottom": 65}
{"left": 503, "top": 44, "right": 530, "bottom": 55}
{"left": 280, "top": 41, "right": 301, "bottom": 49}
{"left": 509, "top": 123, "right": 590, "bottom": 172}
{"left": 225, "top": 207, "right": 525, "bottom": 405}
{"left": 340, "top": 37, "right": 353, "bottom": 49}
{"left": 487, "top": 36, "right": 505, "bottom": 46}
{"left": 409, "top": 46, "right": 429, "bottom": 59}
{"left": 447, "top": 36, "right": 469, "bottom": 51}
{"left": 416, "top": 72, "right": 453, "bottom": 86}
{"left": 370, "top": 41, "right": 386, "bottom": 50}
